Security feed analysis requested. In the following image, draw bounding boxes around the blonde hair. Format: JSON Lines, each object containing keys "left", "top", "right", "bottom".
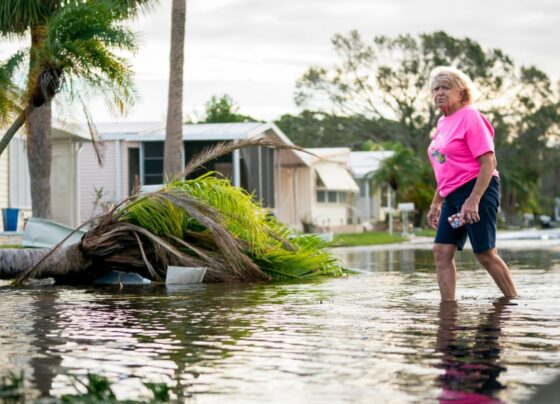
{"left": 429, "top": 66, "right": 479, "bottom": 105}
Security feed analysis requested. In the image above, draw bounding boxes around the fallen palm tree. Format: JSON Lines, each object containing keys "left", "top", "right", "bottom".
{"left": 0, "top": 137, "right": 345, "bottom": 284}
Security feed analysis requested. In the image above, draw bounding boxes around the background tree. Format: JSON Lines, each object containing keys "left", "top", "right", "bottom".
{"left": 164, "top": 0, "right": 186, "bottom": 179}
{"left": 275, "top": 111, "right": 400, "bottom": 149}
{"left": 199, "top": 94, "right": 257, "bottom": 123}
{"left": 0, "top": 0, "right": 156, "bottom": 218}
{"left": 368, "top": 142, "right": 433, "bottom": 226}
{"left": 488, "top": 66, "right": 560, "bottom": 222}
{"left": 295, "top": 30, "right": 514, "bottom": 154}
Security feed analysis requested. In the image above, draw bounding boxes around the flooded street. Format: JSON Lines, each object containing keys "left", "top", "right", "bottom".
{"left": 1, "top": 248, "right": 560, "bottom": 403}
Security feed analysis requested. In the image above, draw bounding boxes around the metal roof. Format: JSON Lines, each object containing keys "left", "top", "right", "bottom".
{"left": 348, "top": 151, "right": 395, "bottom": 179}
{"left": 97, "top": 122, "right": 294, "bottom": 145}
{"left": 92, "top": 121, "right": 163, "bottom": 135}
{"left": 297, "top": 147, "right": 351, "bottom": 165}
{"left": 52, "top": 119, "right": 92, "bottom": 141}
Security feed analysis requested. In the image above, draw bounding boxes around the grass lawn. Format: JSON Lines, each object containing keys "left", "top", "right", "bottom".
{"left": 0, "top": 245, "right": 22, "bottom": 248}
{"left": 413, "top": 228, "right": 436, "bottom": 237}
{"left": 330, "top": 232, "right": 406, "bottom": 247}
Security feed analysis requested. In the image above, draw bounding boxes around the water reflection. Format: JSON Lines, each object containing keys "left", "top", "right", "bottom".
{"left": 29, "top": 292, "right": 64, "bottom": 397}
{"left": 2, "top": 249, "right": 560, "bottom": 403}
{"left": 331, "top": 247, "right": 560, "bottom": 274}
{"left": 332, "top": 248, "right": 476, "bottom": 273}
{"left": 436, "top": 298, "right": 513, "bottom": 403}
{"left": 1, "top": 283, "right": 335, "bottom": 401}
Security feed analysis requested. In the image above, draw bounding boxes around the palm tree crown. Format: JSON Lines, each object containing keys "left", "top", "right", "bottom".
{"left": 0, "top": 0, "right": 157, "bottom": 153}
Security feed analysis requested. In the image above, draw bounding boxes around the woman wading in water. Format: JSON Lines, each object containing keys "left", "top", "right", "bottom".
{"left": 426, "top": 66, "right": 517, "bottom": 301}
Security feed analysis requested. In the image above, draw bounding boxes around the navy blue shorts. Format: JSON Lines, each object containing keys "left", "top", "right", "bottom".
{"left": 435, "top": 176, "right": 500, "bottom": 253}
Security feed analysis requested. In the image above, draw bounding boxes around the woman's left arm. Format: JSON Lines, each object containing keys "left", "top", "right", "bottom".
{"left": 460, "top": 152, "right": 496, "bottom": 224}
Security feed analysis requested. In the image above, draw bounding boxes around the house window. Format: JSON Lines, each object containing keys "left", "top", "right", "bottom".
{"left": 143, "top": 142, "right": 164, "bottom": 185}
{"left": 316, "top": 190, "right": 350, "bottom": 204}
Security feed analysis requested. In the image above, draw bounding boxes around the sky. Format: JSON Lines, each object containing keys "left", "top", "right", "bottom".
{"left": 2, "top": 0, "right": 559, "bottom": 123}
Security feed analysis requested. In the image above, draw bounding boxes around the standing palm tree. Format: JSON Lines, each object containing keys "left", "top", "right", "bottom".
{"left": 369, "top": 142, "right": 421, "bottom": 196}
{"left": 164, "top": 0, "right": 186, "bottom": 178}
{"left": 369, "top": 142, "right": 434, "bottom": 226}
{"left": 0, "top": 0, "right": 157, "bottom": 217}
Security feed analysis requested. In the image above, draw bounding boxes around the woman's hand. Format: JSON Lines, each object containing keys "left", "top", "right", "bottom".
{"left": 460, "top": 196, "right": 480, "bottom": 224}
{"left": 427, "top": 205, "right": 441, "bottom": 229}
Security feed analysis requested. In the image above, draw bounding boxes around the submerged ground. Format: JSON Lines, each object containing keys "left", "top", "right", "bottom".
{"left": 1, "top": 245, "right": 559, "bottom": 403}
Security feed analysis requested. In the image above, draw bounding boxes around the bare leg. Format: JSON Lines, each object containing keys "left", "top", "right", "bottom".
{"left": 474, "top": 248, "right": 518, "bottom": 298}
{"left": 433, "top": 244, "right": 458, "bottom": 301}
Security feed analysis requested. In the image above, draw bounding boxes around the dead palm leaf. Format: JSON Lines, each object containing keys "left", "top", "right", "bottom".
{"left": 11, "top": 137, "right": 341, "bottom": 285}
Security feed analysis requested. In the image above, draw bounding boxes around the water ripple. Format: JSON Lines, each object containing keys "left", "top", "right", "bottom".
{"left": 1, "top": 249, "right": 559, "bottom": 402}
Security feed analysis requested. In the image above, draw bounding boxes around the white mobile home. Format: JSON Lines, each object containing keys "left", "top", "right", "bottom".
{"left": 277, "top": 147, "right": 361, "bottom": 232}
{"left": 78, "top": 122, "right": 305, "bottom": 226}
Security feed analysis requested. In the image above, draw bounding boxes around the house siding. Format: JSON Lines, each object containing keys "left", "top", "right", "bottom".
{"left": 120, "top": 141, "right": 129, "bottom": 200}
{"left": 0, "top": 145, "right": 8, "bottom": 230}
{"left": 277, "top": 165, "right": 312, "bottom": 229}
{"left": 51, "top": 140, "right": 76, "bottom": 226}
{"left": 313, "top": 204, "right": 350, "bottom": 229}
{"left": 1, "top": 136, "right": 33, "bottom": 231}
{"left": 0, "top": 144, "right": 8, "bottom": 209}
{"left": 353, "top": 178, "right": 383, "bottom": 223}
{"left": 79, "top": 141, "right": 117, "bottom": 222}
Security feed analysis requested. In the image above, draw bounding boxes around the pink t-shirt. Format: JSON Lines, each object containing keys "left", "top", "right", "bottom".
{"left": 428, "top": 105, "right": 498, "bottom": 197}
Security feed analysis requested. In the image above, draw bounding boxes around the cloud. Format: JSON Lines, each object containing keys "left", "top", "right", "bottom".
{"left": 3, "top": 0, "right": 558, "bottom": 122}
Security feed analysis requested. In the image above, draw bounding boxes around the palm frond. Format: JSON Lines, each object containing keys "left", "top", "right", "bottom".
{"left": 119, "top": 188, "right": 269, "bottom": 282}
{"left": 171, "top": 174, "right": 273, "bottom": 255}
{"left": 0, "top": 51, "right": 26, "bottom": 124}
{"left": 17, "top": 0, "right": 139, "bottom": 114}
{"left": 0, "top": 0, "right": 44, "bottom": 36}
{"left": 79, "top": 95, "right": 105, "bottom": 166}
{"left": 109, "top": 0, "right": 160, "bottom": 20}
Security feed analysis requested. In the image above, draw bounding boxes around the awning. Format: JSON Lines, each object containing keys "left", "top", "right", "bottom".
{"left": 314, "top": 163, "right": 359, "bottom": 192}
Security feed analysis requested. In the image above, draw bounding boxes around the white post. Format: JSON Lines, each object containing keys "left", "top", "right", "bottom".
{"left": 293, "top": 167, "right": 298, "bottom": 225}
{"left": 139, "top": 143, "right": 145, "bottom": 186}
{"left": 232, "top": 148, "right": 241, "bottom": 187}
{"left": 115, "top": 140, "right": 122, "bottom": 201}
{"left": 74, "top": 142, "right": 83, "bottom": 227}
{"left": 402, "top": 211, "right": 408, "bottom": 236}
{"left": 273, "top": 149, "right": 278, "bottom": 211}
{"left": 257, "top": 146, "right": 262, "bottom": 198}
{"left": 364, "top": 180, "right": 370, "bottom": 220}
{"left": 387, "top": 186, "right": 393, "bottom": 235}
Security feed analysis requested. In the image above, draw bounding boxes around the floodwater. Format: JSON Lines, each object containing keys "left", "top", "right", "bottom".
{"left": 1, "top": 248, "right": 560, "bottom": 403}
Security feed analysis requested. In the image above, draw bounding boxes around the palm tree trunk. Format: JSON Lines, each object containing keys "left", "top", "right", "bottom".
{"left": 0, "top": 244, "right": 92, "bottom": 281}
{"left": 22, "top": 24, "right": 53, "bottom": 219}
{"left": 164, "top": 0, "right": 187, "bottom": 178}
{"left": 0, "top": 248, "right": 49, "bottom": 279}
{"left": 26, "top": 101, "right": 52, "bottom": 219}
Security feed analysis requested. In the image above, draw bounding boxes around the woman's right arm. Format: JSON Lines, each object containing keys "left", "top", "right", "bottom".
{"left": 427, "top": 191, "right": 444, "bottom": 229}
